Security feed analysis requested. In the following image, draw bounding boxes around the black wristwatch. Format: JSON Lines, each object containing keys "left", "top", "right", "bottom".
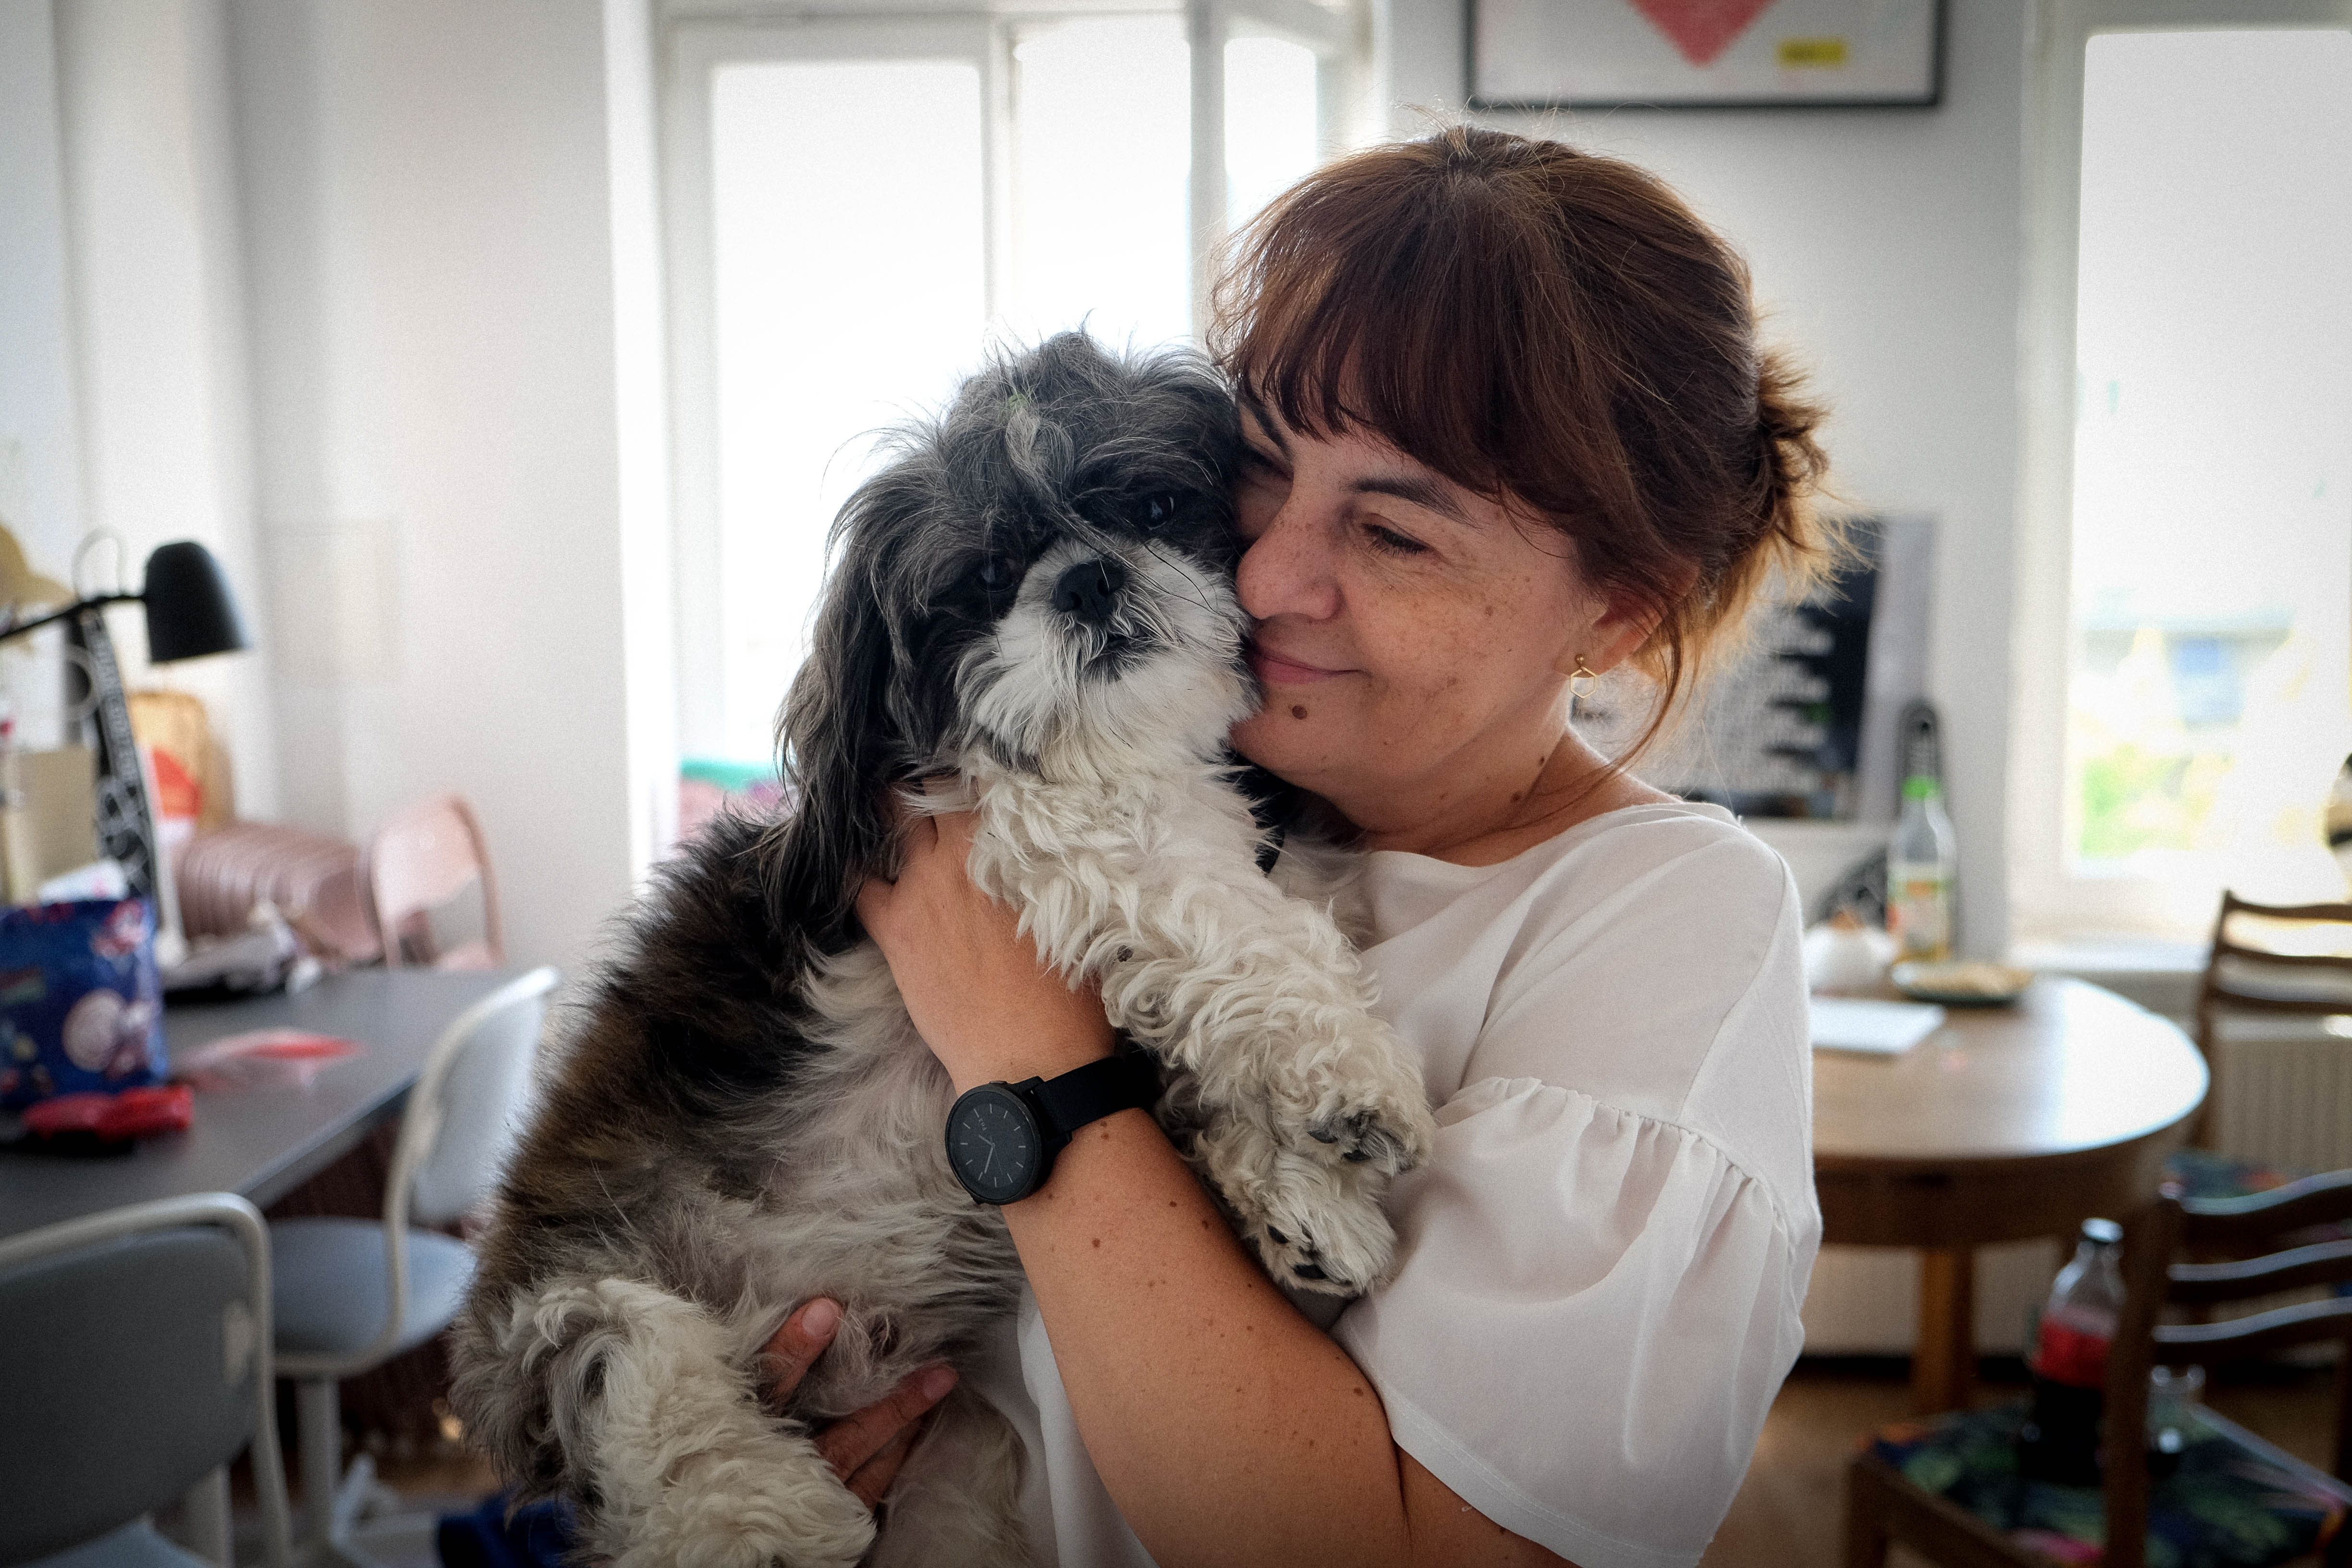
{"left": 944, "top": 1049, "right": 1161, "bottom": 1205}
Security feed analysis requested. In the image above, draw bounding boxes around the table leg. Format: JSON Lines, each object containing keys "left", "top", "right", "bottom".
{"left": 1913, "top": 1247, "right": 1976, "bottom": 1413}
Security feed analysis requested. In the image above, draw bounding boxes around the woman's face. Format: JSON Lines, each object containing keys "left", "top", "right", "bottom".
{"left": 1229, "top": 403, "right": 1635, "bottom": 830}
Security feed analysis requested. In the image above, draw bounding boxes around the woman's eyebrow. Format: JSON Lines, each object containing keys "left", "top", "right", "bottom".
{"left": 1353, "top": 473, "right": 1469, "bottom": 524}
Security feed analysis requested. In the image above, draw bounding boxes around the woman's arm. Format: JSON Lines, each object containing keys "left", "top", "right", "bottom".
{"left": 856, "top": 808, "right": 1572, "bottom": 1568}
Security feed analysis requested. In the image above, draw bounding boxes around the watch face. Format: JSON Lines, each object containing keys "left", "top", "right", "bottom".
{"left": 946, "top": 1085, "right": 1042, "bottom": 1205}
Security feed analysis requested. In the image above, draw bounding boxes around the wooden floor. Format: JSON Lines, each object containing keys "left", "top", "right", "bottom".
{"left": 350, "top": 1356, "right": 2340, "bottom": 1567}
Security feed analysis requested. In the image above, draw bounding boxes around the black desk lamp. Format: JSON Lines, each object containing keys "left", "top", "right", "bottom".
{"left": 0, "top": 539, "right": 250, "bottom": 911}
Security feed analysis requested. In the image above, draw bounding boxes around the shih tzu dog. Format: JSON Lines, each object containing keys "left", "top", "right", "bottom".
{"left": 449, "top": 333, "right": 1434, "bottom": 1568}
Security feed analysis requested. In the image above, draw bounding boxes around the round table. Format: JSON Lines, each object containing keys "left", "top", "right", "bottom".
{"left": 1813, "top": 976, "right": 2208, "bottom": 1412}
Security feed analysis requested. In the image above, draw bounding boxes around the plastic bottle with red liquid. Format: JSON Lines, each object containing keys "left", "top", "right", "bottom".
{"left": 2017, "top": 1217, "right": 2126, "bottom": 1485}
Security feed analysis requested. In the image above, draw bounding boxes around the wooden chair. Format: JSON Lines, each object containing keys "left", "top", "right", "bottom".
{"left": 1848, "top": 1171, "right": 2352, "bottom": 1568}
{"left": 2191, "top": 893, "right": 2352, "bottom": 1150}
{"left": 365, "top": 794, "right": 502, "bottom": 969}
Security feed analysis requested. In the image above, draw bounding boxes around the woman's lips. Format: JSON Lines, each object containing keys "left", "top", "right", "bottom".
{"left": 1248, "top": 646, "right": 1346, "bottom": 686}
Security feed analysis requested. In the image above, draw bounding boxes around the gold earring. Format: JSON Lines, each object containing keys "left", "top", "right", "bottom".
{"left": 1569, "top": 659, "right": 1599, "bottom": 701}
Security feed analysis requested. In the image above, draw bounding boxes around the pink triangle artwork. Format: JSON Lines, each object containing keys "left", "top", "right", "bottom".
{"left": 1626, "top": 0, "right": 1778, "bottom": 65}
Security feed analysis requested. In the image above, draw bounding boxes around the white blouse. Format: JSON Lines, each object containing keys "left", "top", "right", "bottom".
{"left": 966, "top": 801, "right": 1821, "bottom": 1568}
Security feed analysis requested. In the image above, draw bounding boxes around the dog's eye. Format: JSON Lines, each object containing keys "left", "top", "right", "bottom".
{"left": 1140, "top": 493, "right": 1181, "bottom": 529}
{"left": 977, "top": 557, "right": 1014, "bottom": 590}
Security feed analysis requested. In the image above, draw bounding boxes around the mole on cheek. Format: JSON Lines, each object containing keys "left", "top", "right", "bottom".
{"left": 1290, "top": 705, "right": 1309, "bottom": 720}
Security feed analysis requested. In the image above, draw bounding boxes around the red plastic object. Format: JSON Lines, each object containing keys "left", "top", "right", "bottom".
{"left": 23, "top": 1084, "right": 196, "bottom": 1141}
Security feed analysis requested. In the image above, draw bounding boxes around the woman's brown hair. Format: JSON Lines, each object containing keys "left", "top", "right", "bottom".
{"left": 1211, "top": 125, "right": 1835, "bottom": 758}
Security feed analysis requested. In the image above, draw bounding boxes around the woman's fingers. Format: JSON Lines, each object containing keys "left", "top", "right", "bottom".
{"left": 842, "top": 1421, "right": 921, "bottom": 1512}
{"left": 758, "top": 1298, "right": 843, "bottom": 1406}
{"left": 815, "top": 1364, "right": 959, "bottom": 1490}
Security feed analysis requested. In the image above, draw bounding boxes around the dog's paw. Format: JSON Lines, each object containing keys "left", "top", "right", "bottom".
{"left": 1287, "top": 1040, "right": 1437, "bottom": 1179}
{"left": 1304, "top": 1098, "right": 1435, "bottom": 1177}
{"left": 1231, "top": 1154, "right": 1398, "bottom": 1296}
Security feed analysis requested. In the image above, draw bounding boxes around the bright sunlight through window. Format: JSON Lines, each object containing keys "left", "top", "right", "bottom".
{"left": 701, "top": 25, "right": 1327, "bottom": 763}
{"left": 2067, "top": 30, "right": 2352, "bottom": 912}
{"left": 710, "top": 60, "right": 987, "bottom": 763}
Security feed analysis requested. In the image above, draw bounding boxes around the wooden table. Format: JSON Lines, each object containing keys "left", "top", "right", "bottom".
{"left": 1813, "top": 976, "right": 2208, "bottom": 1413}
{"left": 0, "top": 968, "right": 519, "bottom": 1240}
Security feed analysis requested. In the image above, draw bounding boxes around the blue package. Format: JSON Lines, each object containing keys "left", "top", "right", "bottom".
{"left": 0, "top": 899, "right": 164, "bottom": 1110}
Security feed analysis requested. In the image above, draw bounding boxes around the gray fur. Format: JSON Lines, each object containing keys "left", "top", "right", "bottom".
{"left": 449, "top": 335, "right": 1434, "bottom": 1568}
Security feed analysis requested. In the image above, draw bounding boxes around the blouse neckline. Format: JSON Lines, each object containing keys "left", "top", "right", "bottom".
{"left": 1361, "top": 799, "right": 1739, "bottom": 887}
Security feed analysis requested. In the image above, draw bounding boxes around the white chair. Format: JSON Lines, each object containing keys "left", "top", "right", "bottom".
{"left": 0, "top": 1192, "right": 295, "bottom": 1568}
{"left": 270, "top": 967, "right": 560, "bottom": 1564}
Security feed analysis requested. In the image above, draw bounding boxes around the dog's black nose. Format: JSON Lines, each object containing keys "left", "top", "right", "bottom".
{"left": 1051, "top": 559, "right": 1127, "bottom": 624}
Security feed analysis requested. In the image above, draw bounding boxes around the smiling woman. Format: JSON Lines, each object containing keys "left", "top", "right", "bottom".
{"left": 1217, "top": 130, "right": 1837, "bottom": 863}
{"left": 850, "top": 126, "right": 1838, "bottom": 1568}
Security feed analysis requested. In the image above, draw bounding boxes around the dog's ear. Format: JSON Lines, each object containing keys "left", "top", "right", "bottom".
{"left": 767, "top": 542, "right": 904, "bottom": 950}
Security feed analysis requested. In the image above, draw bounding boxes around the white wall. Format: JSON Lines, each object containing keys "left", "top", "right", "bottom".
{"left": 0, "top": 0, "right": 674, "bottom": 972}
{"left": 1384, "top": 0, "right": 2027, "bottom": 957}
{"left": 0, "top": 0, "right": 86, "bottom": 580}
{"left": 51, "top": 0, "right": 281, "bottom": 808}
{"left": 225, "top": 0, "right": 642, "bottom": 969}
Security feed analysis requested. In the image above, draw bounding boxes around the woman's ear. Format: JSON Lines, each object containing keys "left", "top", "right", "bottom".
{"left": 1556, "top": 566, "right": 1694, "bottom": 677}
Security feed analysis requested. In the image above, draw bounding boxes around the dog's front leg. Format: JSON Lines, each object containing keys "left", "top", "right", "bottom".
{"left": 1093, "top": 864, "right": 1435, "bottom": 1178}
{"left": 969, "top": 789, "right": 1435, "bottom": 1292}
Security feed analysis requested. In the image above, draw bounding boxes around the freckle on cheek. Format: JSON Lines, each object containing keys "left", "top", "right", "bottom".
{"left": 1290, "top": 705, "right": 1308, "bottom": 720}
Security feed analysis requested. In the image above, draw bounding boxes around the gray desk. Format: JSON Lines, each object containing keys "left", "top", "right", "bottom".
{"left": 0, "top": 968, "right": 518, "bottom": 1240}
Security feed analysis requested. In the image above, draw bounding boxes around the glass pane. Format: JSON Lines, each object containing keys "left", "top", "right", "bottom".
{"left": 2068, "top": 31, "right": 2352, "bottom": 901}
{"left": 1226, "top": 35, "right": 1320, "bottom": 231}
{"left": 1007, "top": 18, "right": 1193, "bottom": 350}
{"left": 710, "top": 60, "right": 987, "bottom": 763}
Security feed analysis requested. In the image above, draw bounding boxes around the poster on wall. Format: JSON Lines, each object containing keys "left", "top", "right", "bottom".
{"left": 1471, "top": 0, "right": 1944, "bottom": 110}
{"left": 1576, "top": 515, "right": 1934, "bottom": 821}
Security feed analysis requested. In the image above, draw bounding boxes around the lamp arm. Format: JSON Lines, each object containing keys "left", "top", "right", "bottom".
{"left": 0, "top": 594, "right": 141, "bottom": 646}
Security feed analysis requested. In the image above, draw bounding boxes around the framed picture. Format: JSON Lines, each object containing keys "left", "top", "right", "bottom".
{"left": 1470, "top": 0, "right": 1944, "bottom": 110}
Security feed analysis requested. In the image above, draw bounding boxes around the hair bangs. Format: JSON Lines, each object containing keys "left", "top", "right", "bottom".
{"left": 1215, "top": 154, "right": 1576, "bottom": 510}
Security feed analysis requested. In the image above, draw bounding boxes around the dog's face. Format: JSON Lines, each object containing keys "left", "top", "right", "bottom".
{"left": 773, "top": 333, "right": 1252, "bottom": 936}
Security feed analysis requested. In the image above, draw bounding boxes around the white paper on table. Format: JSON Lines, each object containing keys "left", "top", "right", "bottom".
{"left": 1810, "top": 996, "right": 1947, "bottom": 1055}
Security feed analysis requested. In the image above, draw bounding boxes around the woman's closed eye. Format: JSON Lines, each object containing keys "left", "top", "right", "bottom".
{"left": 1360, "top": 519, "right": 1430, "bottom": 558}
{"left": 1237, "top": 442, "right": 1289, "bottom": 481}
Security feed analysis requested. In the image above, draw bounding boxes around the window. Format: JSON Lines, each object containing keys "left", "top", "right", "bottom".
{"left": 2011, "top": 1, "right": 2352, "bottom": 940}
{"left": 665, "top": 5, "right": 1351, "bottom": 770}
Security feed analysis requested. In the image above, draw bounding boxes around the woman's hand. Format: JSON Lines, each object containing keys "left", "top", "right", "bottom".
{"left": 761, "top": 1298, "right": 959, "bottom": 1512}
{"left": 854, "top": 803, "right": 1114, "bottom": 1092}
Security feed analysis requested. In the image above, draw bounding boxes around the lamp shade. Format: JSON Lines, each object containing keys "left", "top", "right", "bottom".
{"left": 140, "top": 540, "right": 248, "bottom": 662}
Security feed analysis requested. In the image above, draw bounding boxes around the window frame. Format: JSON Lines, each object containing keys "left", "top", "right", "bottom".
{"left": 656, "top": 0, "right": 1359, "bottom": 769}
{"left": 2007, "top": 0, "right": 2352, "bottom": 941}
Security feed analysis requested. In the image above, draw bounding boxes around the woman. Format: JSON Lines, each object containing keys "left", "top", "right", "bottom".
{"left": 771, "top": 125, "right": 1831, "bottom": 1567}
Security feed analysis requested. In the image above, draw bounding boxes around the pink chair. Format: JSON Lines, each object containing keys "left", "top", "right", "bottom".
{"left": 365, "top": 795, "right": 502, "bottom": 970}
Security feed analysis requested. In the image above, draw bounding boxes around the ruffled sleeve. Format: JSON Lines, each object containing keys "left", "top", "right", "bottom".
{"left": 1332, "top": 1076, "right": 1813, "bottom": 1568}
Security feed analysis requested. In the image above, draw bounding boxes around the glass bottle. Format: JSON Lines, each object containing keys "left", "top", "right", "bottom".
{"left": 2017, "top": 1218, "right": 2126, "bottom": 1485}
{"left": 1887, "top": 775, "right": 1958, "bottom": 962}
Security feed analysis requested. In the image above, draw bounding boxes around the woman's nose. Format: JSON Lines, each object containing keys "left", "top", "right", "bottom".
{"left": 1236, "top": 501, "right": 1338, "bottom": 623}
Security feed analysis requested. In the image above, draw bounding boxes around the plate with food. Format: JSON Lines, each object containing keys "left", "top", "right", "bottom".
{"left": 1889, "top": 960, "right": 2035, "bottom": 1007}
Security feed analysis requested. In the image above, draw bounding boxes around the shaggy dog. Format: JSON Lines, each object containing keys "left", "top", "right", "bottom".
{"left": 449, "top": 334, "right": 1434, "bottom": 1568}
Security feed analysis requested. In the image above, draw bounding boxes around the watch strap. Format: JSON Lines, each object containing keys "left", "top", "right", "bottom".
{"left": 1028, "top": 1048, "right": 1161, "bottom": 1144}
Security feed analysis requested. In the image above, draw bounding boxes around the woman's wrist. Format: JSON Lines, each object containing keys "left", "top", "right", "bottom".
{"left": 943, "top": 1014, "right": 1116, "bottom": 1096}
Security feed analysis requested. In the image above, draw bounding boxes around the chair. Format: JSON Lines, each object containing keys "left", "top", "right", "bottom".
{"left": 1848, "top": 1171, "right": 2352, "bottom": 1568}
{"left": 2190, "top": 893, "right": 2352, "bottom": 1151}
{"left": 0, "top": 1193, "right": 294, "bottom": 1568}
{"left": 271, "top": 966, "right": 559, "bottom": 1562}
{"left": 365, "top": 796, "right": 502, "bottom": 969}
{"left": 176, "top": 821, "right": 381, "bottom": 966}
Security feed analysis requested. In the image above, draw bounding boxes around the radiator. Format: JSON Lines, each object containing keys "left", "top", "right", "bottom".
{"left": 2207, "top": 1020, "right": 2352, "bottom": 1174}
